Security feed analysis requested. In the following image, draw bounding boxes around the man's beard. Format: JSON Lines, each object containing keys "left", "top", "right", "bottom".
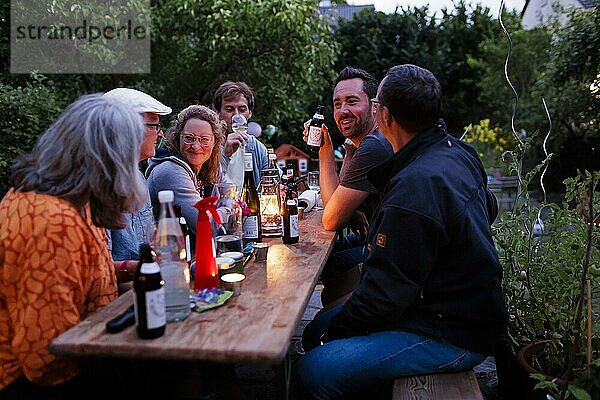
{"left": 339, "top": 114, "right": 374, "bottom": 139}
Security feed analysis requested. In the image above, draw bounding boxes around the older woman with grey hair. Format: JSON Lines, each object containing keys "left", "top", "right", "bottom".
{"left": 0, "top": 93, "right": 147, "bottom": 397}
{"left": 146, "top": 105, "right": 226, "bottom": 233}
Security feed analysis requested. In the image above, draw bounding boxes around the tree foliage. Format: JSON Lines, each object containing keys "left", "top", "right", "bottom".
{"left": 471, "top": 6, "right": 599, "bottom": 190}
{"left": 540, "top": 7, "right": 600, "bottom": 187}
{"left": 151, "top": 0, "right": 338, "bottom": 146}
{"left": 0, "top": 74, "right": 70, "bottom": 194}
{"left": 331, "top": 1, "right": 501, "bottom": 137}
{"left": 0, "top": 1, "right": 597, "bottom": 193}
{"left": 0, "top": 0, "right": 339, "bottom": 193}
{"left": 468, "top": 20, "right": 551, "bottom": 133}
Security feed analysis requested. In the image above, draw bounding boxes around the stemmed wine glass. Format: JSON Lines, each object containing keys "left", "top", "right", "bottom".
{"left": 231, "top": 114, "right": 248, "bottom": 135}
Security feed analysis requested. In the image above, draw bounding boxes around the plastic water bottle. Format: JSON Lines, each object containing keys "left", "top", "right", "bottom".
{"left": 154, "top": 190, "right": 191, "bottom": 322}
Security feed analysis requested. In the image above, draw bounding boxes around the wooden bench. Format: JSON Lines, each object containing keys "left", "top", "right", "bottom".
{"left": 392, "top": 370, "right": 483, "bottom": 400}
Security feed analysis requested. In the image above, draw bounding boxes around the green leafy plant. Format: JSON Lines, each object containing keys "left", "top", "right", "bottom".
{"left": 492, "top": 133, "right": 600, "bottom": 399}
{"left": 0, "top": 73, "right": 71, "bottom": 195}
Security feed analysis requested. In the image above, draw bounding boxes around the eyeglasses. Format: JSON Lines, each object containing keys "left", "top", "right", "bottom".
{"left": 180, "top": 134, "right": 214, "bottom": 147}
{"left": 145, "top": 123, "right": 162, "bottom": 132}
{"left": 370, "top": 98, "right": 381, "bottom": 110}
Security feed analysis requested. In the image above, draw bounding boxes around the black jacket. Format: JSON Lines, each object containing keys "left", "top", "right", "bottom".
{"left": 328, "top": 123, "right": 508, "bottom": 355}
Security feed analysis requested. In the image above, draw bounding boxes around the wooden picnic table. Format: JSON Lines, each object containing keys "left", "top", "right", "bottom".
{"left": 50, "top": 209, "right": 336, "bottom": 364}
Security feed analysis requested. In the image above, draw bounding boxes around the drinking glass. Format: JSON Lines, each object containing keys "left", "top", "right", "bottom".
{"left": 307, "top": 171, "right": 320, "bottom": 192}
{"left": 307, "top": 171, "right": 322, "bottom": 209}
{"left": 212, "top": 183, "right": 243, "bottom": 253}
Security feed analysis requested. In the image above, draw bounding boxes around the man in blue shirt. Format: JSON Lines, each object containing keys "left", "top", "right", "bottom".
{"left": 104, "top": 88, "right": 171, "bottom": 282}
{"left": 213, "top": 81, "right": 268, "bottom": 190}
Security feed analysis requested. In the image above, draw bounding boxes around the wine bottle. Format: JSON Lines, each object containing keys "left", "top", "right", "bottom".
{"left": 265, "top": 149, "right": 282, "bottom": 181}
{"left": 241, "top": 153, "right": 262, "bottom": 246}
{"left": 133, "top": 244, "right": 166, "bottom": 339}
{"left": 306, "top": 105, "right": 325, "bottom": 153}
{"left": 282, "top": 198, "right": 299, "bottom": 244}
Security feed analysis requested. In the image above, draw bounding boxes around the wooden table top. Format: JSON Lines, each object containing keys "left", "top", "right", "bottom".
{"left": 50, "top": 209, "right": 335, "bottom": 364}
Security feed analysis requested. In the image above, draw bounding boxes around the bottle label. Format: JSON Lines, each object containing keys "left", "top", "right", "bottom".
{"left": 242, "top": 215, "right": 259, "bottom": 239}
{"left": 289, "top": 215, "right": 299, "bottom": 237}
{"left": 243, "top": 153, "right": 253, "bottom": 172}
{"left": 145, "top": 287, "right": 166, "bottom": 329}
{"left": 307, "top": 126, "right": 322, "bottom": 147}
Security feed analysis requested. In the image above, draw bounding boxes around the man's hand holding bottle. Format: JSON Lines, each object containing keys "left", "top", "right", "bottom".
{"left": 302, "top": 119, "right": 332, "bottom": 151}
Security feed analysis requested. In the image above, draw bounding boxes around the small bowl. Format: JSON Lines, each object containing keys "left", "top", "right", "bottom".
{"left": 216, "top": 256, "right": 236, "bottom": 279}
{"left": 252, "top": 243, "right": 270, "bottom": 262}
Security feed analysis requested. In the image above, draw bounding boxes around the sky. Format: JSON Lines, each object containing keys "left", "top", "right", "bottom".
{"left": 347, "top": 0, "right": 527, "bottom": 17}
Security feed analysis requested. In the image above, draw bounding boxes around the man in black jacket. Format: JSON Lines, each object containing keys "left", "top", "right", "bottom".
{"left": 296, "top": 64, "right": 508, "bottom": 400}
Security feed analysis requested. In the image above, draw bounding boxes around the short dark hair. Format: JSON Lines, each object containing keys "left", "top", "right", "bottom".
{"left": 212, "top": 81, "right": 255, "bottom": 112}
{"left": 334, "top": 66, "right": 378, "bottom": 99}
{"left": 378, "top": 64, "right": 441, "bottom": 133}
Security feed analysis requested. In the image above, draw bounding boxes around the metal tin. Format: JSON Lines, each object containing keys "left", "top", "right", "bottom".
{"left": 216, "top": 256, "right": 236, "bottom": 279}
{"left": 219, "top": 251, "right": 244, "bottom": 274}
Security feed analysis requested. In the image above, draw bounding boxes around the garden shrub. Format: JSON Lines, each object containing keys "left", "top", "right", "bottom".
{"left": 0, "top": 74, "right": 70, "bottom": 195}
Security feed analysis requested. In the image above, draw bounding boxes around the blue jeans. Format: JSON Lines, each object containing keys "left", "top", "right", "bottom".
{"left": 321, "top": 233, "right": 364, "bottom": 285}
{"left": 295, "top": 306, "right": 485, "bottom": 400}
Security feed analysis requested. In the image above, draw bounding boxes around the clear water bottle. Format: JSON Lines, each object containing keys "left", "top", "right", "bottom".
{"left": 154, "top": 190, "right": 191, "bottom": 322}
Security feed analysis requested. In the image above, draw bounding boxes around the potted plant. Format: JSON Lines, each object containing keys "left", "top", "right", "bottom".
{"left": 492, "top": 132, "right": 600, "bottom": 400}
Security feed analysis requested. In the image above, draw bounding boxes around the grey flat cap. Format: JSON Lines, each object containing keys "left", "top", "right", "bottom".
{"left": 104, "top": 88, "right": 172, "bottom": 115}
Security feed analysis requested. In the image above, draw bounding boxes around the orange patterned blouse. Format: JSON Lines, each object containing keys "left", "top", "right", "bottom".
{"left": 0, "top": 189, "right": 117, "bottom": 389}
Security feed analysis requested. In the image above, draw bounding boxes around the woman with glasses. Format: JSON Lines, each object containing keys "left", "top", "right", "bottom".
{"left": 146, "top": 105, "right": 226, "bottom": 234}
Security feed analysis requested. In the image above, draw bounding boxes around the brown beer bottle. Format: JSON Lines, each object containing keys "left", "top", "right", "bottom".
{"left": 282, "top": 197, "right": 299, "bottom": 244}
{"left": 306, "top": 105, "right": 325, "bottom": 153}
{"left": 133, "top": 244, "right": 166, "bottom": 339}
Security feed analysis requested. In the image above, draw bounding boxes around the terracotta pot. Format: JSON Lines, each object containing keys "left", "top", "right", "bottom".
{"left": 516, "top": 340, "right": 565, "bottom": 400}
{"left": 495, "top": 338, "right": 533, "bottom": 399}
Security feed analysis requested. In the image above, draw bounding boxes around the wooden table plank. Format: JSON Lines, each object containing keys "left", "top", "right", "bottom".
{"left": 50, "top": 209, "right": 335, "bottom": 364}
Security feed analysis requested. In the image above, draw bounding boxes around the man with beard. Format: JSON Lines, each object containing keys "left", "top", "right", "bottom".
{"left": 303, "top": 66, "right": 393, "bottom": 306}
{"left": 296, "top": 64, "right": 507, "bottom": 400}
